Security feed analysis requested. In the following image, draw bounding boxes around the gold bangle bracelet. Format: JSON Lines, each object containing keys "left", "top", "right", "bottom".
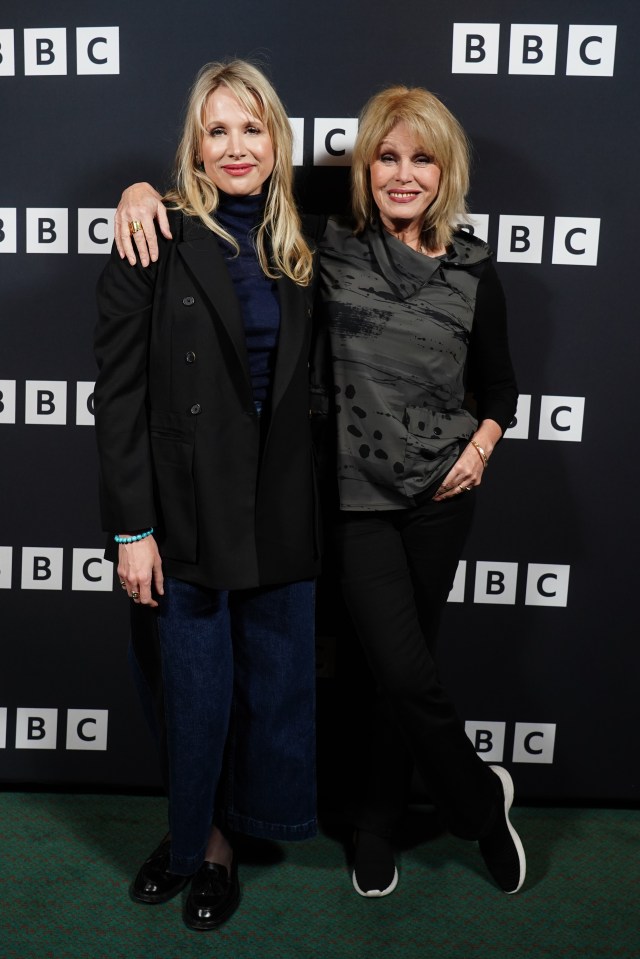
{"left": 471, "top": 440, "right": 489, "bottom": 468}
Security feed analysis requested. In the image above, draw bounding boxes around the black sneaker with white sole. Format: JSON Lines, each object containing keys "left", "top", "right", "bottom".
{"left": 478, "top": 765, "right": 526, "bottom": 894}
{"left": 352, "top": 830, "right": 399, "bottom": 898}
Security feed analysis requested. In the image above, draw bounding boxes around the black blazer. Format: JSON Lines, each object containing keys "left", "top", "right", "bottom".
{"left": 94, "top": 210, "right": 321, "bottom": 590}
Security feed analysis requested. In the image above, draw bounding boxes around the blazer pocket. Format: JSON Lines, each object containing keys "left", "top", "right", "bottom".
{"left": 149, "top": 411, "right": 198, "bottom": 562}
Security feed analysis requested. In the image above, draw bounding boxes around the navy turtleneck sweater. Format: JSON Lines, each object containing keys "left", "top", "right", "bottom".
{"left": 215, "top": 191, "right": 280, "bottom": 405}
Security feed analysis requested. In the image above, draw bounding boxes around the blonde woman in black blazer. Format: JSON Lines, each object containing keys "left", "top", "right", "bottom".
{"left": 94, "top": 60, "right": 320, "bottom": 932}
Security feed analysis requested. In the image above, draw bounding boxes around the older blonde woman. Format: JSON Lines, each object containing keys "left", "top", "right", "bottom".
{"left": 95, "top": 60, "right": 320, "bottom": 931}
{"left": 115, "top": 82, "right": 525, "bottom": 902}
{"left": 318, "top": 86, "right": 523, "bottom": 898}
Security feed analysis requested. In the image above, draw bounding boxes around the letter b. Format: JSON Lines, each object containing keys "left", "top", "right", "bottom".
{"left": 25, "top": 381, "right": 67, "bottom": 425}
{"left": 21, "top": 547, "right": 64, "bottom": 590}
{"left": 24, "top": 29, "right": 67, "bottom": 75}
{"left": 465, "top": 721, "right": 505, "bottom": 762}
{"left": 15, "top": 708, "right": 58, "bottom": 749}
{"left": 0, "top": 30, "right": 16, "bottom": 76}
{"left": 452, "top": 24, "right": 500, "bottom": 74}
{"left": 497, "top": 215, "right": 544, "bottom": 264}
{"left": 474, "top": 562, "right": 518, "bottom": 605}
{"left": 509, "top": 25, "right": 558, "bottom": 75}
{"left": 26, "top": 209, "right": 68, "bottom": 254}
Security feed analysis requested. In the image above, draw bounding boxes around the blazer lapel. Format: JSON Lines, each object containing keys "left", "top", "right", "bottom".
{"left": 176, "top": 212, "right": 310, "bottom": 417}
{"left": 177, "top": 215, "right": 252, "bottom": 399}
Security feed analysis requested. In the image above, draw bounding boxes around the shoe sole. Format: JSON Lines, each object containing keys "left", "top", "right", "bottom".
{"left": 352, "top": 866, "right": 399, "bottom": 898}
{"left": 488, "top": 764, "right": 526, "bottom": 894}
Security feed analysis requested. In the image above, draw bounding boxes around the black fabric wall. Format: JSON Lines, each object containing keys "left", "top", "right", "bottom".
{"left": 1, "top": 0, "right": 637, "bottom": 801}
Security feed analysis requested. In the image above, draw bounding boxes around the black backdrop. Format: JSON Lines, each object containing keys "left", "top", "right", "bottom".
{"left": 1, "top": 0, "right": 638, "bottom": 802}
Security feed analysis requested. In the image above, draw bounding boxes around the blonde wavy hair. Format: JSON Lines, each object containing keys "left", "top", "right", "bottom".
{"left": 166, "top": 60, "right": 313, "bottom": 285}
{"left": 351, "top": 85, "right": 471, "bottom": 252}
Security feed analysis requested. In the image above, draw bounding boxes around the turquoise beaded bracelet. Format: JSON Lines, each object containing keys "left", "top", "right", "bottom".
{"left": 114, "top": 528, "right": 154, "bottom": 544}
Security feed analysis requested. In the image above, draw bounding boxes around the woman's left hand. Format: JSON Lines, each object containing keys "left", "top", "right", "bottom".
{"left": 432, "top": 420, "right": 502, "bottom": 502}
{"left": 432, "top": 444, "right": 484, "bottom": 501}
{"left": 117, "top": 536, "right": 164, "bottom": 607}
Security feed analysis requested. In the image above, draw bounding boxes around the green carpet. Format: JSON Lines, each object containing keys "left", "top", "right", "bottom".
{"left": 1, "top": 793, "right": 638, "bottom": 958}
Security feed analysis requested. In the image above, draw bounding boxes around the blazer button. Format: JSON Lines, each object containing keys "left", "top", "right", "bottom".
{"left": 189, "top": 404, "right": 202, "bottom": 415}
{"left": 185, "top": 351, "right": 196, "bottom": 364}
{"left": 182, "top": 296, "right": 195, "bottom": 306}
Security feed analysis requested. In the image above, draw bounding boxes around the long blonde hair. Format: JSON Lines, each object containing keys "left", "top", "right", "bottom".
{"left": 351, "top": 85, "right": 471, "bottom": 252}
{"left": 166, "top": 60, "right": 313, "bottom": 285}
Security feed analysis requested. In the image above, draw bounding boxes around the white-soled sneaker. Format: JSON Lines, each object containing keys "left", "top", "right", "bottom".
{"left": 352, "top": 830, "right": 399, "bottom": 898}
{"left": 478, "top": 765, "right": 526, "bottom": 894}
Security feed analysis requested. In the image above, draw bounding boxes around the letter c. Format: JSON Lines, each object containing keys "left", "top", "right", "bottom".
{"left": 537, "top": 573, "right": 557, "bottom": 598}
{"left": 524, "top": 732, "right": 544, "bottom": 755}
{"left": 324, "top": 129, "right": 346, "bottom": 157}
{"left": 77, "top": 718, "right": 97, "bottom": 742}
{"left": 550, "top": 405, "right": 572, "bottom": 431}
{"left": 580, "top": 36, "right": 602, "bottom": 65}
{"left": 564, "top": 227, "right": 587, "bottom": 255}
{"left": 83, "top": 558, "right": 102, "bottom": 582}
{"left": 88, "top": 218, "right": 109, "bottom": 244}
{"left": 88, "top": 37, "right": 108, "bottom": 65}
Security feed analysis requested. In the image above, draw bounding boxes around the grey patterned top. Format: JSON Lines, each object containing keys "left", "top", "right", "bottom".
{"left": 319, "top": 216, "right": 517, "bottom": 511}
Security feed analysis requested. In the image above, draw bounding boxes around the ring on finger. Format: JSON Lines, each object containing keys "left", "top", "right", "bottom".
{"left": 128, "top": 220, "right": 143, "bottom": 235}
{"left": 119, "top": 580, "right": 127, "bottom": 589}
{"left": 131, "top": 591, "right": 140, "bottom": 600}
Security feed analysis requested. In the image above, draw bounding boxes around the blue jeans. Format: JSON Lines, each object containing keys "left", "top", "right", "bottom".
{"left": 157, "top": 576, "right": 317, "bottom": 875}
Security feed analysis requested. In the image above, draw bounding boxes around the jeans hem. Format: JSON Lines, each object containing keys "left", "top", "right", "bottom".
{"left": 225, "top": 812, "right": 317, "bottom": 842}
{"left": 170, "top": 844, "right": 207, "bottom": 876}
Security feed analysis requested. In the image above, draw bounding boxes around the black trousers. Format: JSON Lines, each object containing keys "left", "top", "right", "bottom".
{"left": 335, "top": 491, "right": 497, "bottom": 840}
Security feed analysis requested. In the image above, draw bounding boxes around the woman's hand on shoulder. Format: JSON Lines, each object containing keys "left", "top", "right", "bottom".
{"left": 117, "top": 535, "right": 164, "bottom": 607}
{"left": 114, "top": 183, "right": 171, "bottom": 267}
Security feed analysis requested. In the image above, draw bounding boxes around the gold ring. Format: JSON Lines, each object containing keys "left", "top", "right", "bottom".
{"left": 464, "top": 486, "right": 473, "bottom": 492}
{"left": 128, "top": 220, "right": 143, "bottom": 235}
{"left": 119, "top": 581, "right": 126, "bottom": 589}
{"left": 131, "top": 591, "right": 140, "bottom": 600}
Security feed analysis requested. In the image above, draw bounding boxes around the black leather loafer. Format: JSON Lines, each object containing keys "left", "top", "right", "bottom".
{"left": 129, "top": 836, "right": 191, "bottom": 904}
{"left": 183, "top": 860, "right": 240, "bottom": 931}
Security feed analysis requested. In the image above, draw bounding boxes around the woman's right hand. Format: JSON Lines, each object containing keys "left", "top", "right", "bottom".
{"left": 114, "top": 182, "right": 171, "bottom": 267}
{"left": 117, "top": 536, "right": 164, "bottom": 607}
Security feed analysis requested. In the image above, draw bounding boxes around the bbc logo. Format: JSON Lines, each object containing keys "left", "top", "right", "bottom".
{"left": 285, "top": 118, "right": 360, "bottom": 167}
{"left": 0, "top": 707, "right": 109, "bottom": 751}
{"left": 465, "top": 721, "right": 557, "bottom": 764}
{"left": 0, "top": 547, "right": 113, "bottom": 592}
{"left": 452, "top": 23, "right": 617, "bottom": 76}
{"left": 0, "top": 27, "right": 119, "bottom": 76}
{"left": 448, "top": 562, "right": 571, "bottom": 607}
{"left": 504, "top": 395, "right": 586, "bottom": 443}
{"left": 0, "top": 209, "right": 114, "bottom": 254}
{"left": 459, "top": 215, "right": 601, "bottom": 267}
{"left": 0, "top": 381, "right": 95, "bottom": 425}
